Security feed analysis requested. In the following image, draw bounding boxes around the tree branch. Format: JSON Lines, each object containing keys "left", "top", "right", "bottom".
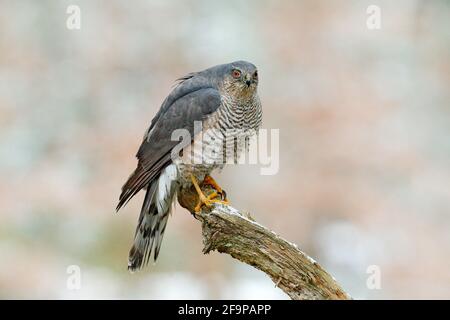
{"left": 178, "top": 183, "right": 351, "bottom": 300}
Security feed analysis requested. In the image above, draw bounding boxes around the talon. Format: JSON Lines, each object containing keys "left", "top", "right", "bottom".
{"left": 190, "top": 174, "right": 230, "bottom": 214}
{"left": 220, "top": 189, "right": 227, "bottom": 201}
{"left": 194, "top": 192, "right": 229, "bottom": 213}
{"left": 191, "top": 175, "right": 219, "bottom": 213}
{"left": 206, "top": 189, "right": 229, "bottom": 205}
{"left": 206, "top": 191, "right": 219, "bottom": 200}
{"left": 207, "top": 191, "right": 229, "bottom": 205}
{"left": 202, "top": 175, "right": 229, "bottom": 203}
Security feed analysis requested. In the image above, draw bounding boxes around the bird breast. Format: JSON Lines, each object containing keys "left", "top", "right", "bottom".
{"left": 175, "top": 93, "right": 262, "bottom": 187}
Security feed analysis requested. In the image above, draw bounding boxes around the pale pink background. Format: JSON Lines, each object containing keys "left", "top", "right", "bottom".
{"left": 0, "top": 0, "right": 449, "bottom": 299}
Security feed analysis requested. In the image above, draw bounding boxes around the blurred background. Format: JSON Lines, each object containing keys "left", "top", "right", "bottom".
{"left": 0, "top": 0, "right": 449, "bottom": 299}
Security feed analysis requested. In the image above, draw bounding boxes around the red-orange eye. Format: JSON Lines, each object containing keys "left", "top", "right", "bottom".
{"left": 232, "top": 69, "right": 241, "bottom": 78}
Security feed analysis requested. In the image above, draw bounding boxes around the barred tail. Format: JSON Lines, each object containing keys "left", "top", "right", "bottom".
{"left": 128, "top": 164, "right": 177, "bottom": 271}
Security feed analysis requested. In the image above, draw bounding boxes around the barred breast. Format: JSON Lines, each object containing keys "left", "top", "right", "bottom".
{"left": 175, "top": 93, "right": 262, "bottom": 188}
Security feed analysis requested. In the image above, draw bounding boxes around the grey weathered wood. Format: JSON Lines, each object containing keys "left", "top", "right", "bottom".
{"left": 178, "top": 184, "right": 351, "bottom": 300}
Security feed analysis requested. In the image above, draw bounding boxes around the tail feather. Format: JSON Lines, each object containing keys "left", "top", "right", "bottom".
{"left": 127, "top": 164, "right": 177, "bottom": 271}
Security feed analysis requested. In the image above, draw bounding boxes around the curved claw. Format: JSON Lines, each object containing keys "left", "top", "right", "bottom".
{"left": 191, "top": 175, "right": 230, "bottom": 216}
{"left": 194, "top": 192, "right": 229, "bottom": 213}
{"left": 218, "top": 189, "right": 227, "bottom": 201}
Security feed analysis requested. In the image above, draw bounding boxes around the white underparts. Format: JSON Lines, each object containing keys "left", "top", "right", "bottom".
{"left": 156, "top": 163, "right": 178, "bottom": 215}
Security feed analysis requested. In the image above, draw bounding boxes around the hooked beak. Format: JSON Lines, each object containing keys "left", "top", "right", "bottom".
{"left": 245, "top": 74, "right": 251, "bottom": 87}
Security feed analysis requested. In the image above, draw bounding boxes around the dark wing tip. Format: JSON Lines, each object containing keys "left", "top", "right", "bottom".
{"left": 116, "top": 166, "right": 150, "bottom": 212}
{"left": 116, "top": 187, "right": 133, "bottom": 212}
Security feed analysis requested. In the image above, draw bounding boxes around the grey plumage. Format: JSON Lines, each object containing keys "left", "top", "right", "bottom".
{"left": 117, "top": 61, "right": 262, "bottom": 271}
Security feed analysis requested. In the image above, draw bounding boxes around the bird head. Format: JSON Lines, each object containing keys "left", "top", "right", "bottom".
{"left": 224, "top": 61, "right": 259, "bottom": 96}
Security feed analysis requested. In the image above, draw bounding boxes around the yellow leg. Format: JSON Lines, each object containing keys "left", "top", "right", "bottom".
{"left": 191, "top": 175, "right": 229, "bottom": 213}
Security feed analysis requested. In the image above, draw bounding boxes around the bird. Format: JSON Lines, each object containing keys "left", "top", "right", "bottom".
{"left": 117, "top": 61, "right": 262, "bottom": 271}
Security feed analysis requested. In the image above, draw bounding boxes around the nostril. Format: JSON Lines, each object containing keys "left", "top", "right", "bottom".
{"left": 246, "top": 80, "right": 251, "bottom": 86}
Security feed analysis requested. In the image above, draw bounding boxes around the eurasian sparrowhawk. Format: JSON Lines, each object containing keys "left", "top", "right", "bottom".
{"left": 117, "top": 61, "right": 262, "bottom": 271}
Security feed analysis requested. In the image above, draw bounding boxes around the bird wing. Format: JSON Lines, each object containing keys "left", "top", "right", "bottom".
{"left": 117, "top": 85, "right": 221, "bottom": 211}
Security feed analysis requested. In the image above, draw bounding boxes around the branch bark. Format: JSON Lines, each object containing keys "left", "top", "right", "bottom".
{"left": 178, "top": 183, "right": 351, "bottom": 300}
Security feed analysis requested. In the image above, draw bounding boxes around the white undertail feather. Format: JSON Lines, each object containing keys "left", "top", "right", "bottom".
{"left": 156, "top": 164, "right": 178, "bottom": 214}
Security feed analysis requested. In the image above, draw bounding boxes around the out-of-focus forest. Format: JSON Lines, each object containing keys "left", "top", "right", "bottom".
{"left": 0, "top": 0, "right": 449, "bottom": 299}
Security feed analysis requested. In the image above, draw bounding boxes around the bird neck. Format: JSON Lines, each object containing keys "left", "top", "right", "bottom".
{"left": 221, "top": 85, "right": 258, "bottom": 107}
